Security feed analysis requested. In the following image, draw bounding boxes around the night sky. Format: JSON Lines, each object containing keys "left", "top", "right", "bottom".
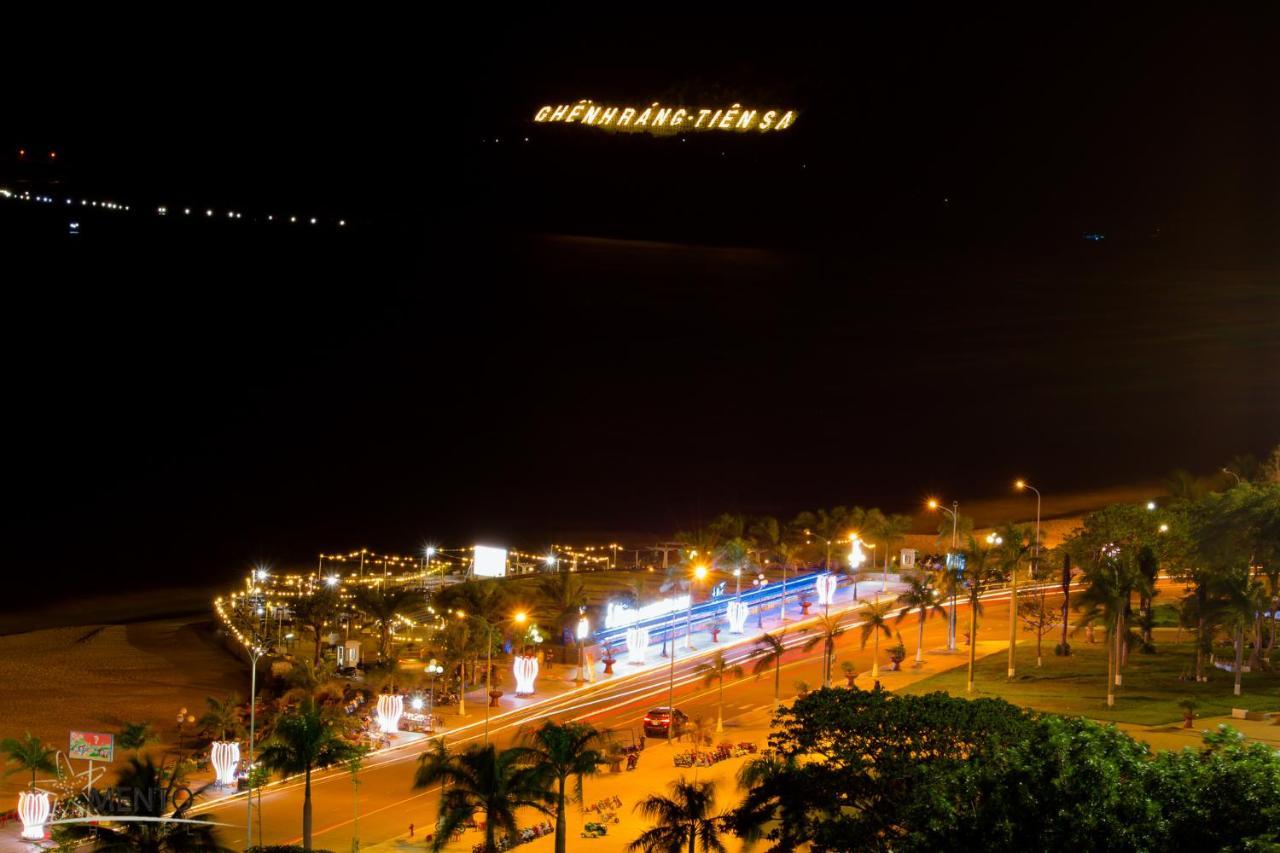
{"left": 2, "top": 13, "right": 1277, "bottom": 599}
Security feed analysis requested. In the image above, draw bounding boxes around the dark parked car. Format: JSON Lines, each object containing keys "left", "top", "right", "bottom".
{"left": 643, "top": 707, "right": 689, "bottom": 738}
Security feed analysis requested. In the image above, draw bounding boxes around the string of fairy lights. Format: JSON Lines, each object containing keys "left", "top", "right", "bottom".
{"left": 214, "top": 542, "right": 642, "bottom": 655}
{"left": 0, "top": 185, "right": 349, "bottom": 229}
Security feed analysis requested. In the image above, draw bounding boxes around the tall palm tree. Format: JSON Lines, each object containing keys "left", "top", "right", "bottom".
{"left": 749, "top": 631, "right": 787, "bottom": 707}
{"left": 257, "top": 697, "right": 360, "bottom": 850}
{"left": 413, "top": 743, "right": 552, "bottom": 853}
{"left": 859, "top": 599, "right": 895, "bottom": 679}
{"left": 802, "top": 615, "right": 844, "bottom": 688}
{"left": 773, "top": 541, "right": 806, "bottom": 621}
{"left": 535, "top": 571, "right": 587, "bottom": 648}
{"left": 960, "top": 535, "right": 1001, "bottom": 694}
{"left": 521, "top": 721, "right": 607, "bottom": 853}
{"left": 198, "top": 693, "right": 245, "bottom": 742}
{"left": 353, "top": 584, "right": 414, "bottom": 663}
{"left": 293, "top": 588, "right": 339, "bottom": 666}
{"left": 895, "top": 575, "right": 946, "bottom": 663}
{"left": 695, "top": 650, "right": 744, "bottom": 732}
{"left": 993, "top": 524, "right": 1032, "bottom": 680}
{"left": 0, "top": 732, "right": 56, "bottom": 791}
{"left": 628, "top": 777, "right": 728, "bottom": 853}
{"left": 877, "top": 513, "right": 914, "bottom": 583}
{"left": 747, "top": 516, "right": 782, "bottom": 567}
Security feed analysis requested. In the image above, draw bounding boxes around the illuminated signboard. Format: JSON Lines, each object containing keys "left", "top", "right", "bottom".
{"left": 533, "top": 101, "right": 798, "bottom": 134}
{"left": 604, "top": 594, "right": 691, "bottom": 630}
{"left": 473, "top": 545, "right": 508, "bottom": 578}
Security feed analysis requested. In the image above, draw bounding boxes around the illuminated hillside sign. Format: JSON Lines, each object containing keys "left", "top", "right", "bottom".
{"left": 532, "top": 101, "right": 797, "bottom": 134}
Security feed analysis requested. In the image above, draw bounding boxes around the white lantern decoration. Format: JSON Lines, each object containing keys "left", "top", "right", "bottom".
{"left": 376, "top": 693, "right": 404, "bottom": 734}
{"left": 726, "top": 600, "right": 749, "bottom": 634}
{"left": 513, "top": 654, "right": 539, "bottom": 695}
{"left": 815, "top": 574, "right": 838, "bottom": 606}
{"left": 18, "top": 790, "right": 50, "bottom": 840}
{"left": 625, "top": 626, "right": 650, "bottom": 664}
{"left": 210, "top": 741, "right": 241, "bottom": 786}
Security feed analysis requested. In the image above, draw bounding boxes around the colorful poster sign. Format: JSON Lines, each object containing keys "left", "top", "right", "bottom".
{"left": 69, "top": 731, "right": 114, "bottom": 762}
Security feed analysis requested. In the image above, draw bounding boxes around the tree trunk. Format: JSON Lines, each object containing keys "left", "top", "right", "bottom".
{"left": 1115, "top": 612, "right": 1125, "bottom": 684}
{"left": 716, "top": 676, "right": 724, "bottom": 732}
{"left": 916, "top": 613, "right": 925, "bottom": 663}
{"left": 773, "top": 660, "right": 781, "bottom": 707}
{"left": 1250, "top": 616, "right": 1263, "bottom": 670}
{"left": 303, "top": 764, "right": 313, "bottom": 850}
{"left": 1007, "top": 564, "right": 1017, "bottom": 679}
{"left": 1106, "top": 626, "right": 1115, "bottom": 707}
{"left": 555, "top": 776, "right": 567, "bottom": 853}
{"left": 966, "top": 594, "right": 979, "bottom": 693}
{"left": 1059, "top": 557, "right": 1071, "bottom": 653}
{"left": 1235, "top": 624, "right": 1245, "bottom": 696}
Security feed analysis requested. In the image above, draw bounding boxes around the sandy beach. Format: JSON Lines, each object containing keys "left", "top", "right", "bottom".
{"left": 0, "top": 615, "right": 246, "bottom": 799}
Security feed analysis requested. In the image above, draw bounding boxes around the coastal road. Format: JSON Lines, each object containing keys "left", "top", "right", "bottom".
{"left": 195, "top": 581, "right": 1115, "bottom": 849}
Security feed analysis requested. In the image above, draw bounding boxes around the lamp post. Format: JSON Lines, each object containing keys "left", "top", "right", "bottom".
{"left": 424, "top": 659, "right": 443, "bottom": 732}
{"left": 686, "top": 565, "right": 707, "bottom": 650}
{"left": 733, "top": 568, "right": 742, "bottom": 598}
{"left": 752, "top": 574, "right": 769, "bottom": 628}
{"left": 928, "top": 499, "right": 960, "bottom": 651}
{"left": 454, "top": 609, "right": 526, "bottom": 746}
{"left": 805, "top": 529, "right": 836, "bottom": 615}
{"left": 1014, "top": 480, "right": 1042, "bottom": 680}
{"left": 245, "top": 643, "right": 264, "bottom": 852}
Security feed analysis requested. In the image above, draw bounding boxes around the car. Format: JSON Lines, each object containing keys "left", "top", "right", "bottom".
{"left": 643, "top": 707, "right": 689, "bottom": 738}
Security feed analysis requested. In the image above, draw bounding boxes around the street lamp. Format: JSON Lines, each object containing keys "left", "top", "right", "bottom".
{"left": 686, "top": 565, "right": 707, "bottom": 650}
{"left": 455, "top": 609, "right": 527, "bottom": 745}
{"left": 928, "top": 499, "right": 961, "bottom": 651}
{"left": 1013, "top": 479, "right": 1043, "bottom": 680}
{"left": 424, "top": 659, "right": 443, "bottom": 732}
{"left": 752, "top": 573, "right": 769, "bottom": 628}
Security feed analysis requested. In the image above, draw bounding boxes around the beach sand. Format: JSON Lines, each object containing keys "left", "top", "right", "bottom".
{"left": 0, "top": 615, "right": 245, "bottom": 799}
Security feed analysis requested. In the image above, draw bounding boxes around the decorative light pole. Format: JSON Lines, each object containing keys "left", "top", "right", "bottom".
{"left": 752, "top": 574, "right": 769, "bottom": 629}
{"left": 1014, "top": 480, "right": 1042, "bottom": 680}
{"left": 245, "top": 642, "right": 265, "bottom": 851}
{"left": 455, "top": 609, "right": 527, "bottom": 745}
{"left": 424, "top": 659, "right": 443, "bottom": 732}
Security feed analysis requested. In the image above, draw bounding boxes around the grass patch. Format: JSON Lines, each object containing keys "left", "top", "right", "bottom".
{"left": 901, "top": 637, "right": 1280, "bottom": 726}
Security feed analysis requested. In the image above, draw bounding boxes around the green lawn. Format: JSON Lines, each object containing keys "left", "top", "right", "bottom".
{"left": 902, "top": 633, "right": 1280, "bottom": 726}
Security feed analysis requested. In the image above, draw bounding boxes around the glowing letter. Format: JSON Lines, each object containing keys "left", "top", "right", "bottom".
{"left": 634, "top": 107, "right": 652, "bottom": 127}
{"left": 567, "top": 103, "right": 585, "bottom": 123}
{"left": 654, "top": 108, "right": 671, "bottom": 126}
{"left": 776, "top": 110, "right": 796, "bottom": 130}
{"left": 695, "top": 109, "right": 712, "bottom": 128}
{"left": 550, "top": 104, "right": 569, "bottom": 122}
{"left": 720, "top": 105, "right": 740, "bottom": 129}
{"left": 583, "top": 106, "right": 602, "bottom": 125}
{"left": 736, "top": 110, "right": 756, "bottom": 129}
{"left": 599, "top": 107, "right": 618, "bottom": 126}
{"left": 618, "top": 108, "right": 635, "bottom": 126}
{"left": 670, "top": 108, "right": 687, "bottom": 127}
{"left": 534, "top": 106, "right": 552, "bottom": 122}
{"left": 759, "top": 110, "right": 776, "bottom": 131}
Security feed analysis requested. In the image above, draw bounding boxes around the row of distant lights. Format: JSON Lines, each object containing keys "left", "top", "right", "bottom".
{"left": 2, "top": 189, "right": 343, "bottom": 228}
{"left": 157, "top": 205, "right": 344, "bottom": 227}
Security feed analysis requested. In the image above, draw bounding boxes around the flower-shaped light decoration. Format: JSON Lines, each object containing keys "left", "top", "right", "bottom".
{"left": 513, "top": 655, "right": 539, "bottom": 695}
{"left": 626, "top": 626, "right": 650, "bottom": 665}
{"left": 815, "top": 574, "right": 838, "bottom": 606}
{"left": 376, "top": 693, "right": 404, "bottom": 734}
{"left": 210, "top": 741, "right": 241, "bottom": 786}
{"left": 18, "top": 791, "right": 50, "bottom": 840}
{"left": 726, "top": 600, "right": 750, "bottom": 634}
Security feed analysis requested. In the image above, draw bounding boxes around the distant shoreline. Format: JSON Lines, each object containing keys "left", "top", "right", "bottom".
{"left": 0, "top": 585, "right": 218, "bottom": 636}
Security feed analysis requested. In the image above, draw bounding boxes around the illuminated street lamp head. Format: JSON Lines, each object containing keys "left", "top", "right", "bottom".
{"left": 325, "top": 576, "right": 339, "bottom": 587}
{"left": 1146, "top": 501, "right": 1157, "bottom": 511}
{"left": 927, "top": 499, "right": 939, "bottom": 510}
{"left": 1015, "top": 479, "right": 1026, "bottom": 490}
{"left": 513, "top": 611, "right": 528, "bottom": 624}
{"left": 694, "top": 565, "right": 708, "bottom": 580}
{"left": 425, "top": 546, "right": 436, "bottom": 557}
{"left": 733, "top": 568, "right": 741, "bottom": 577}
{"left": 411, "top": 697, "right": 424, "bottom": 711}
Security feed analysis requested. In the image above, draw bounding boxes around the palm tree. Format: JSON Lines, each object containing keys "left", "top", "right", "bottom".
{"left": 773, "top": 541, "right": 806, "bottom": 621}
{"left": 877, "top": 513, "right": 913, "bottom": 584}
{"left": 628, "top": 777, "right": 728, "bottom": 853}
{"left": 993, "top": 524, "right": 1032, "bottom": 680}
{"left": 749, "top": 631, "right": 787, "bottom": 707}
{"left": 413, "top": 743, "right": 552, "bottom": 853}
{"left": 198, "top": 693, "right": 245, "bottom": 742}
{"left": 521, "top": 720, "right": 607, "bottom": 853}
{"left": 802, "top": 615, "right": 844, "bottom": 688}
{"left": 293, "top": 588, "right": 339, "bottom": 666}
{"left": 535, "top": 571, "right": 587, "bottom": 658}
{"left": 257, "top": 697, "right": 360, "bottom": 850}
{"left": 960, "top": 535, "right": 1001, "bottom": 694}
{"left": 353, "top": 584, "right": 414, "bottom": 663}
{"left": 116, "top": 721, "right": 156, "bottom": 756}
{"left": 0, "top": 732, "right": 56, "bottom": 791}
{"left": 695, "top": 651, "right": 744, "bottom": 732}
{"left": 73, "top": 756, "right": 227, "bottom": 852}
{"left": 895, "top": 575, "right": 945, "bottom": 663}
{"left": 859, "top": 599, "right": 895, "bottom": 679}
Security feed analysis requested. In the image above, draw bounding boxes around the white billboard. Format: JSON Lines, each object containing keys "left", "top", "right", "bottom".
{"left": 473, "top": 545, "right": 508, "bottom": 578}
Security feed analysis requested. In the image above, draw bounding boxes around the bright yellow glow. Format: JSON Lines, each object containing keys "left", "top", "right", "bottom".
{"left": 513, "top": 611, "right": 528, "bottom": 624}
{"left": 927, "top": 499, "right": 939, "bottom": 510}
{"left": 1159, "top": 523, "right": 1170, "bottom": 533}
{"left": 694, "top": 565, "right": 708, "bottom": 580}
{"left": 531, "top": 101, "right": 798, "bottom": 134}
{"left": 1015, "top": 479, "right": 1026, "bottom": 490}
